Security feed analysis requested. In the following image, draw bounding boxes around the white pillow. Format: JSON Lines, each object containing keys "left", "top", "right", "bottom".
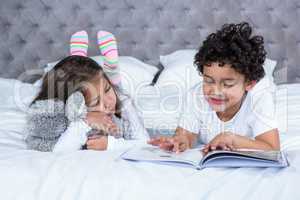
{"left": 160, "top": 49, "right": 197, "bottom": 69}
{"left": 118, "top": 56, "right": 158, "bottom": 97}
{"left": 276, "top": 83, "right": 300, "bottom": 137}
{"left": 34, "top": 56, "right": 159, "bottom": 98}
{"left": 0, "top": 107, "right": 28, "bottom": 150}
{"left": 0, "top": 78, "right": 40, "bottom": 150}
{"left": 134, "top": 84, "right": 180, "bottom": 130}
{"left": 136, "top": 50, "right": 198, "bottom": 130}
{"left": 0, "top": 78, "right": 39, "bottom": 110}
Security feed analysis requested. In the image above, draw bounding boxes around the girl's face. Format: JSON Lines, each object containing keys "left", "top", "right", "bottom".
{"left": 83, "top": 74, "right": 117, "bottom": 115}
{"left": 202, "top": 62, "right": 256, "bottom": 116}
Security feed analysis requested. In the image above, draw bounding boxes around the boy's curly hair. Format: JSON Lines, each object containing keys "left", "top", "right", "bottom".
{"left": 194, "top": 22, "right": 266, "bottom": 81}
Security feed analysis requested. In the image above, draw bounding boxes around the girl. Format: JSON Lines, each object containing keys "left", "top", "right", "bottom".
{"left": 149, "top": 22, "right": 280, "bottom": 153}
{"left": 25, "top": 31, "right": 148, "bottom": 152}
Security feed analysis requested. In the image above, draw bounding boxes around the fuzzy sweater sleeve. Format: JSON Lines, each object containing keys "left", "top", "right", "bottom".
{"left": 26, "top": 92, "right": 92, "bottom": 152}
{"left": 25, "top": 99, "right": 69, "bottom": 152}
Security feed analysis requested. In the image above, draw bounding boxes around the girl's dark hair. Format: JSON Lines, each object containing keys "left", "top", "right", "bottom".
{"left": 194, "top": 22, "right": 266, "bottom": 81}
{"left": 32, "top": 55, "right": 122, "bottom": 118}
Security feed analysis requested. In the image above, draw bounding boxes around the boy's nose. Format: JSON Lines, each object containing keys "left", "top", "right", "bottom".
{"left": 213, "top": 84, "right": 223, "bottom": 95}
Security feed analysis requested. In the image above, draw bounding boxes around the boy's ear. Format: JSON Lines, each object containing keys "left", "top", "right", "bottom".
{"left": 245, "top": 80, "right": 257, "bottom": 91}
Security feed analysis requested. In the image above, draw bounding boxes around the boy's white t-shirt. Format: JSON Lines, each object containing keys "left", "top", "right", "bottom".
{"left": 178, "top": 77, "right": 277, "bottom": 144}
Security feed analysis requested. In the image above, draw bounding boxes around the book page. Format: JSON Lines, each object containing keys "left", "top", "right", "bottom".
{"left": 122, "top": 145, "right": 204, "bottom": 166}
{"left": 203, "top": 149, "right": 282, "bottom": 163}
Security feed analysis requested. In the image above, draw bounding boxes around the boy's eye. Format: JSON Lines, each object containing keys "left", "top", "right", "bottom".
{"left": 204, "top": 78, "right": 214, "bottom": 84}
{"left": 223, "top": 82, "right": 235, "bottom": 88}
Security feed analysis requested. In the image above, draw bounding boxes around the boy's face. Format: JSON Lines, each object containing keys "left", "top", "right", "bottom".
{"left": 202, "top": 62, "right": 256, "bottom": 114}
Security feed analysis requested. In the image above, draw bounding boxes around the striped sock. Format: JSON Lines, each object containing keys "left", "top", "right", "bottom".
{"left": 97, "top": 31, "right": 121, "bottom": 86}
{"left": 70, "top": 30, "right": 88, "bottom": 56}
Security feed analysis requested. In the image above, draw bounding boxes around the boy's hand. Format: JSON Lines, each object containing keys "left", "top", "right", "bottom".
{"left": 148, "top": 134, "right": 190, "bottom": 153}
{"left": 202, "top": 132, "right": 236, "bottom": 154}
{"left": 148, "top": 136, "right": 174, "bottom": 151}
{"left": 86, "top": 135, "right": 108, "bottom": 151}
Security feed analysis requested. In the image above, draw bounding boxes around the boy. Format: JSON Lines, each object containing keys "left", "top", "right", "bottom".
{"left": 149, "top": 22, "right": 279, "bottom": 153}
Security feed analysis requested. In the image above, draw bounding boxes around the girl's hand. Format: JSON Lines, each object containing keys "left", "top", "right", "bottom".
{"left": 86, "top": 135, "right": 108, "bottom": 151}
{"left": 202, "top": 132, "right": 236, "bottom": 154}
{"left": 85, "top": 112, "right": 119, "bottom": 135}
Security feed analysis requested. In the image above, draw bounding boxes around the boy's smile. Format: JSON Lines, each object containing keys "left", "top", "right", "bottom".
{"left": 208, "top": 97, "right": 227, "bottom": 106}
{"left": 202, "top": 62, "right": 256, "bottom": 121}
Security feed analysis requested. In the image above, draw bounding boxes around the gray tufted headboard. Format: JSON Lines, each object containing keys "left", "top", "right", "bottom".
{"left": 0, "top": 0, "right": 299, "bottom": 84}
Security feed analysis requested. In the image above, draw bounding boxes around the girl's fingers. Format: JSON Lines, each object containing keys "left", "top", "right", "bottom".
{"left": 86, "top": 143, "right": 94, "bottom": 149}
{"left": 104, "top": 117, "right": 113, "bottom": 124}
{"left": 86, "top": 137, "right": 107, "bottom": 150}
{"left": 110, "top": 124, "right": 120, "bottom": 133}
{"left": 87, "top": 144, "right": 100, "bottom": 150}
{"left": 86, "top": 139, "right": 95, "bottom": 146}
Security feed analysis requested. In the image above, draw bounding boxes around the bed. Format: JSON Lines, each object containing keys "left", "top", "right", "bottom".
{"left": 1, "top": 0, "right": 300, "bottom": 199}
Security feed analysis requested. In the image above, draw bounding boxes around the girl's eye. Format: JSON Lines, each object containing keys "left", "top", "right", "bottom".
{"left": 105, "top": 86, "right": 111, "bottom": 93}
{"left": 89, "top": 99, "right": 99, "bottom": 107}
{"left": 88, "top": 96, "right": 100, "bottom": 107}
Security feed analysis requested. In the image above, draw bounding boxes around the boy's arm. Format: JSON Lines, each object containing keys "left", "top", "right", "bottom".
{"left": 205, "top": 82, "right": 280, "bottom": 152}
{"left": 174, "top": 127, "right": 198, "bottom": 148}
{"left": 203, "top": 129, "right": 280, "bottom": 153}
{"left": 148, "top": 127, "right": 198, "bottom": 153}
{"left": 233, "top": 129, "right": 280, "bottom": 150}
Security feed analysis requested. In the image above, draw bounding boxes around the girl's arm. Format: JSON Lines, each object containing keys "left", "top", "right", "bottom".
{"left": 86, "top": 97, "right": 149, "bottom": 151}
{"left": 52, "top": 120, "right": 91, "bottom": 152}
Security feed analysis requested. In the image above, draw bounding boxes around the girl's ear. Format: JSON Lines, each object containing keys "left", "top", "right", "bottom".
{"left": 245, "top": 80, "right": 257, "bottom": 91}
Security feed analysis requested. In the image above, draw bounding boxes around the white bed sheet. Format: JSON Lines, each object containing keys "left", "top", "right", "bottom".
{"left": 0, "top": 79, "right": 300, "bottom": 200}
{"left": 0, "top": 142, "right": 300, "bottom": 200}
{"left": 0, "top": 106, "right": 299, "bottom": 200}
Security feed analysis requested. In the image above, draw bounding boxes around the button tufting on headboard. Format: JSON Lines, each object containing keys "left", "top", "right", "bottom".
{"left": 0, "top": 0, "right": 299, "bottom": 84}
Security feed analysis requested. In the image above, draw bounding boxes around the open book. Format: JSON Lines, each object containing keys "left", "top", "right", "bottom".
{"left": 121, "top": 145, "right": 289, "bottom": 170}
